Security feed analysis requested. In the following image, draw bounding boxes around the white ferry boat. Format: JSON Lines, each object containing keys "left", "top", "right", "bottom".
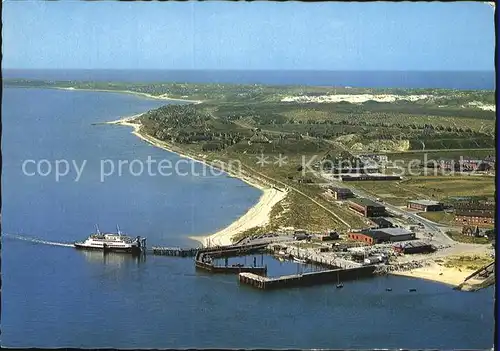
{"left": 74, "top": 225, "right": 146, "bottom": 255}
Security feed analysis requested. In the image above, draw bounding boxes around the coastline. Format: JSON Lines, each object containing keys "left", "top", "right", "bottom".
{"left": 57, "top": 86, "right": 203, "bottom": 104}
{"left": 103, "top": 89, "right": 490, "bottom": 288}
{"left": 390, "top": 263, "right": 474, "bottom": 287}
{"left": 108, "top": 114, "right": 287, "bottom": 247}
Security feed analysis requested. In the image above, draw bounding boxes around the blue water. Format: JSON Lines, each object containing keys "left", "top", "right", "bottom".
{"left": 2, "top": 87, "right": 261, "bottom": 245}
{"left": 1, "top": 87, "right": 495, "bottom": 348}
{"left": 3, "top": 69, "right": 495, "bottom": 90}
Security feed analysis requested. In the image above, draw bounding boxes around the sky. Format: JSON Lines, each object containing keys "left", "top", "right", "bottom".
{"left": 2, "top": 1, "right": 495, "bottom": 71}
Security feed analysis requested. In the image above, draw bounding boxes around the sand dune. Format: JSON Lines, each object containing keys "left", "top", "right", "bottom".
{"left": 281, "top": 94, "right": 429, "bottom": 104}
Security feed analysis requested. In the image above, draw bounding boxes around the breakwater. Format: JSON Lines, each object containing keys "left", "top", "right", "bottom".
{"left": 195, "top": 243, "right": 269, "bottom": 274}
{"left": 239, "top": 265, "right": 377, "bottom": 290}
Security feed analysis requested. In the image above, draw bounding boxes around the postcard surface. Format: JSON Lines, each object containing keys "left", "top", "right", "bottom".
{"left": 1, "top": 1, "right": 495, "bottom": 349}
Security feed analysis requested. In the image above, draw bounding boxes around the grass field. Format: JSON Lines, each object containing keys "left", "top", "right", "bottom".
{"left": 404, "top": 176, "right": 495, "bottom": 200}
{"left": 350, "top": 175, "right": 495, "bottom": 206}
{"left": 418, "top": 211, "right": 457, "bottom": 226}
{"left": 440, "top": 254, "right": 492, "bottom": 269}
{"left": 445, "top": 231, "right": 491, "bottom": 244}
{"left": 349, "top": 180, "right": 429, "bottom": 206}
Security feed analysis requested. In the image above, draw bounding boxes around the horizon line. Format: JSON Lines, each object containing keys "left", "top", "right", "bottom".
{"left": 3, "top": 68, "right": 495, "bottom": 73}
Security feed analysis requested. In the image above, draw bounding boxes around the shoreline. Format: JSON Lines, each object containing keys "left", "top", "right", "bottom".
{"left": 108, "top": 114, "right": 287, "bottom": 247}
{"left": 390, "top": 263, "right": 474, "bottom": 287}
{"left": 56, "top": 86, "right": 203, "bottom": 104}
{"left": 97, "top": 88, "right": 492, "bottom": 288}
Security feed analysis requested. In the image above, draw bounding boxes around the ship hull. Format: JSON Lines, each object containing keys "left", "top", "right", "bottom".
{"left": 74, "top": 243, "right": 142, "bottom": 255}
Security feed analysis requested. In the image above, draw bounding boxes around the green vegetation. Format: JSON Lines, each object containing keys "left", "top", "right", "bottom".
{"left": 7, "top": 79, "right": 495, "bottom": 240}
{"left": 352, "top": 176, "right": 495, "bottom": 206}
{"left": 418, "top": 211, "right": 457, "bottom": 226}
{"left": 445, "top": 231, "right": 491, "bottom": 245}
{"left": 404, "top": 176, "right": 495, "bottom": 200}
{"left": 6, "top": 79, "right": 495, "bottom": 153}
{"left": 442, "top": 254, "right": 493, "bottom": 269}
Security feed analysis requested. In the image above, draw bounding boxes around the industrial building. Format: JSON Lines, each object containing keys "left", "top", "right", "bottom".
{"left": 393, "top": 241, "right": 436, "bottom": 254}
{"left": 370, "top": 217, "right": 394, "bottom": 228}
{"left": 341, "top": 174, "right": 402, "bottom": 181}
{"left": 454, "top": 200, "right": 495, "bottom": 211}
{"left": 330, "top": 166, "right": 380, "bottom": 175}
{"left": 329, "top": 187, "right": 354, "bottom": 200}
{"left": 462, "top": 225, "right": 481, "bottom": 237}
{"left": 318, "top": 230, "right": 340, "bottom": 241}
{"left": 455, "top": 210, "right": 495, "bottom": 227}
{"left": 348, "top": 228, "right": 416, "bottom": 245}
{"left": 432, "top": 158, "right": 494, "bottom": 172}
{"left": 358, "top": 154, "right": 389, "bottom": 164}
{"left": 407, "top": 200, "right": 444, "bottom": 212}
{"left": 348, "top": 198, "right": 386, "bottom": 217}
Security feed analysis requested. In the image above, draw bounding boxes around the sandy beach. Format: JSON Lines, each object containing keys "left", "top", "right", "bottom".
{"left": 391, "top": 262, "right": 475, "bottom": 286}
{"left": 108, "top": 114, "right": 287, "bottom": 248}
{"left": 189, "top": 187, "right": 286, "bottom": 247}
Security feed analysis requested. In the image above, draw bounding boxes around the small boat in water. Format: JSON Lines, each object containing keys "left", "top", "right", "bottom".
{"left": 336, "top": 271, "right": 343, "bottom": 288}
{"left": 293, "top": 257, "right": 308, "bottom": 264}
{"left": 293, "top": 246, "right": 308, "bottom": 264}
{"left": 386, "top": 288, "right": 392, "bottom": 292}
{"left": 408, "top": 288, "right": 417, "bottom": 292}
{"left": 74, "top": 225, "right": 146, "bottom": 255}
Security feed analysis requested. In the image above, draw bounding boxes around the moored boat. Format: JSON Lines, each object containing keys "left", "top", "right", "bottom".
{"left": 293, "top": 257, "right": 308, "bottom": 264}
{"left": 74, "top": 225, "right": 146, "bottom": 255}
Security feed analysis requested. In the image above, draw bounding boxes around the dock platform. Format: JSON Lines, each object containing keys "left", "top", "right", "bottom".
{"left": 194, "top": 243, "right": 268, "bottom": 274}
{"left": 150, "top": 247, "right": 198, "bottom": 257}
{"left": 196, "top": 260, "right": 267, "bottom": 274}
{"left": 239, "top": 265, "right": 377, "bottom": 290}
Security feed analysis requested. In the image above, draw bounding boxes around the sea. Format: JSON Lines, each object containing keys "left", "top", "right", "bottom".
{"left": 3, "top": 69, "right": 495, "bottom": 90}
{"left": 1, "top": 70, "right": 495, "bottom": 349}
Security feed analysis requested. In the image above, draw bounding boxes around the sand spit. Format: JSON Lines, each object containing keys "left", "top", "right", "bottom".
{"left": 58, "top": 86, "right": 203, "bottom": 104}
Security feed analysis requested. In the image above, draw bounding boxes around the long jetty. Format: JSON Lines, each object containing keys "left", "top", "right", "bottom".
{"left": 239, "top": 265, "right": 377, "bottom": 290}
{"left": 150, "top": 247, "right": 199, "bottom": 257}
{"left": 149, "top": 242, "right": 268, "bottom": 259}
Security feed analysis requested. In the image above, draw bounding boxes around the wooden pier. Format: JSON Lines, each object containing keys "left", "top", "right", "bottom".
{"left": 199, "top": 243, "right": 268, "bottom": 259}
{"left": 150, "top": 247, "right": 199, "bottom": 257}
{"left": 195, "top": 260, "right": 267, "bottom": 274}
{"left": 239, "top": 265, "right": 377, "bottom": 290}
{"left": 194, "top": 243, "right": 268, "bottom": 274}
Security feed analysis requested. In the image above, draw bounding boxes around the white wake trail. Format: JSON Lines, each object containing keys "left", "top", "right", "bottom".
{"left": 2, "top": 233, "right": 75, "bottom": 248}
